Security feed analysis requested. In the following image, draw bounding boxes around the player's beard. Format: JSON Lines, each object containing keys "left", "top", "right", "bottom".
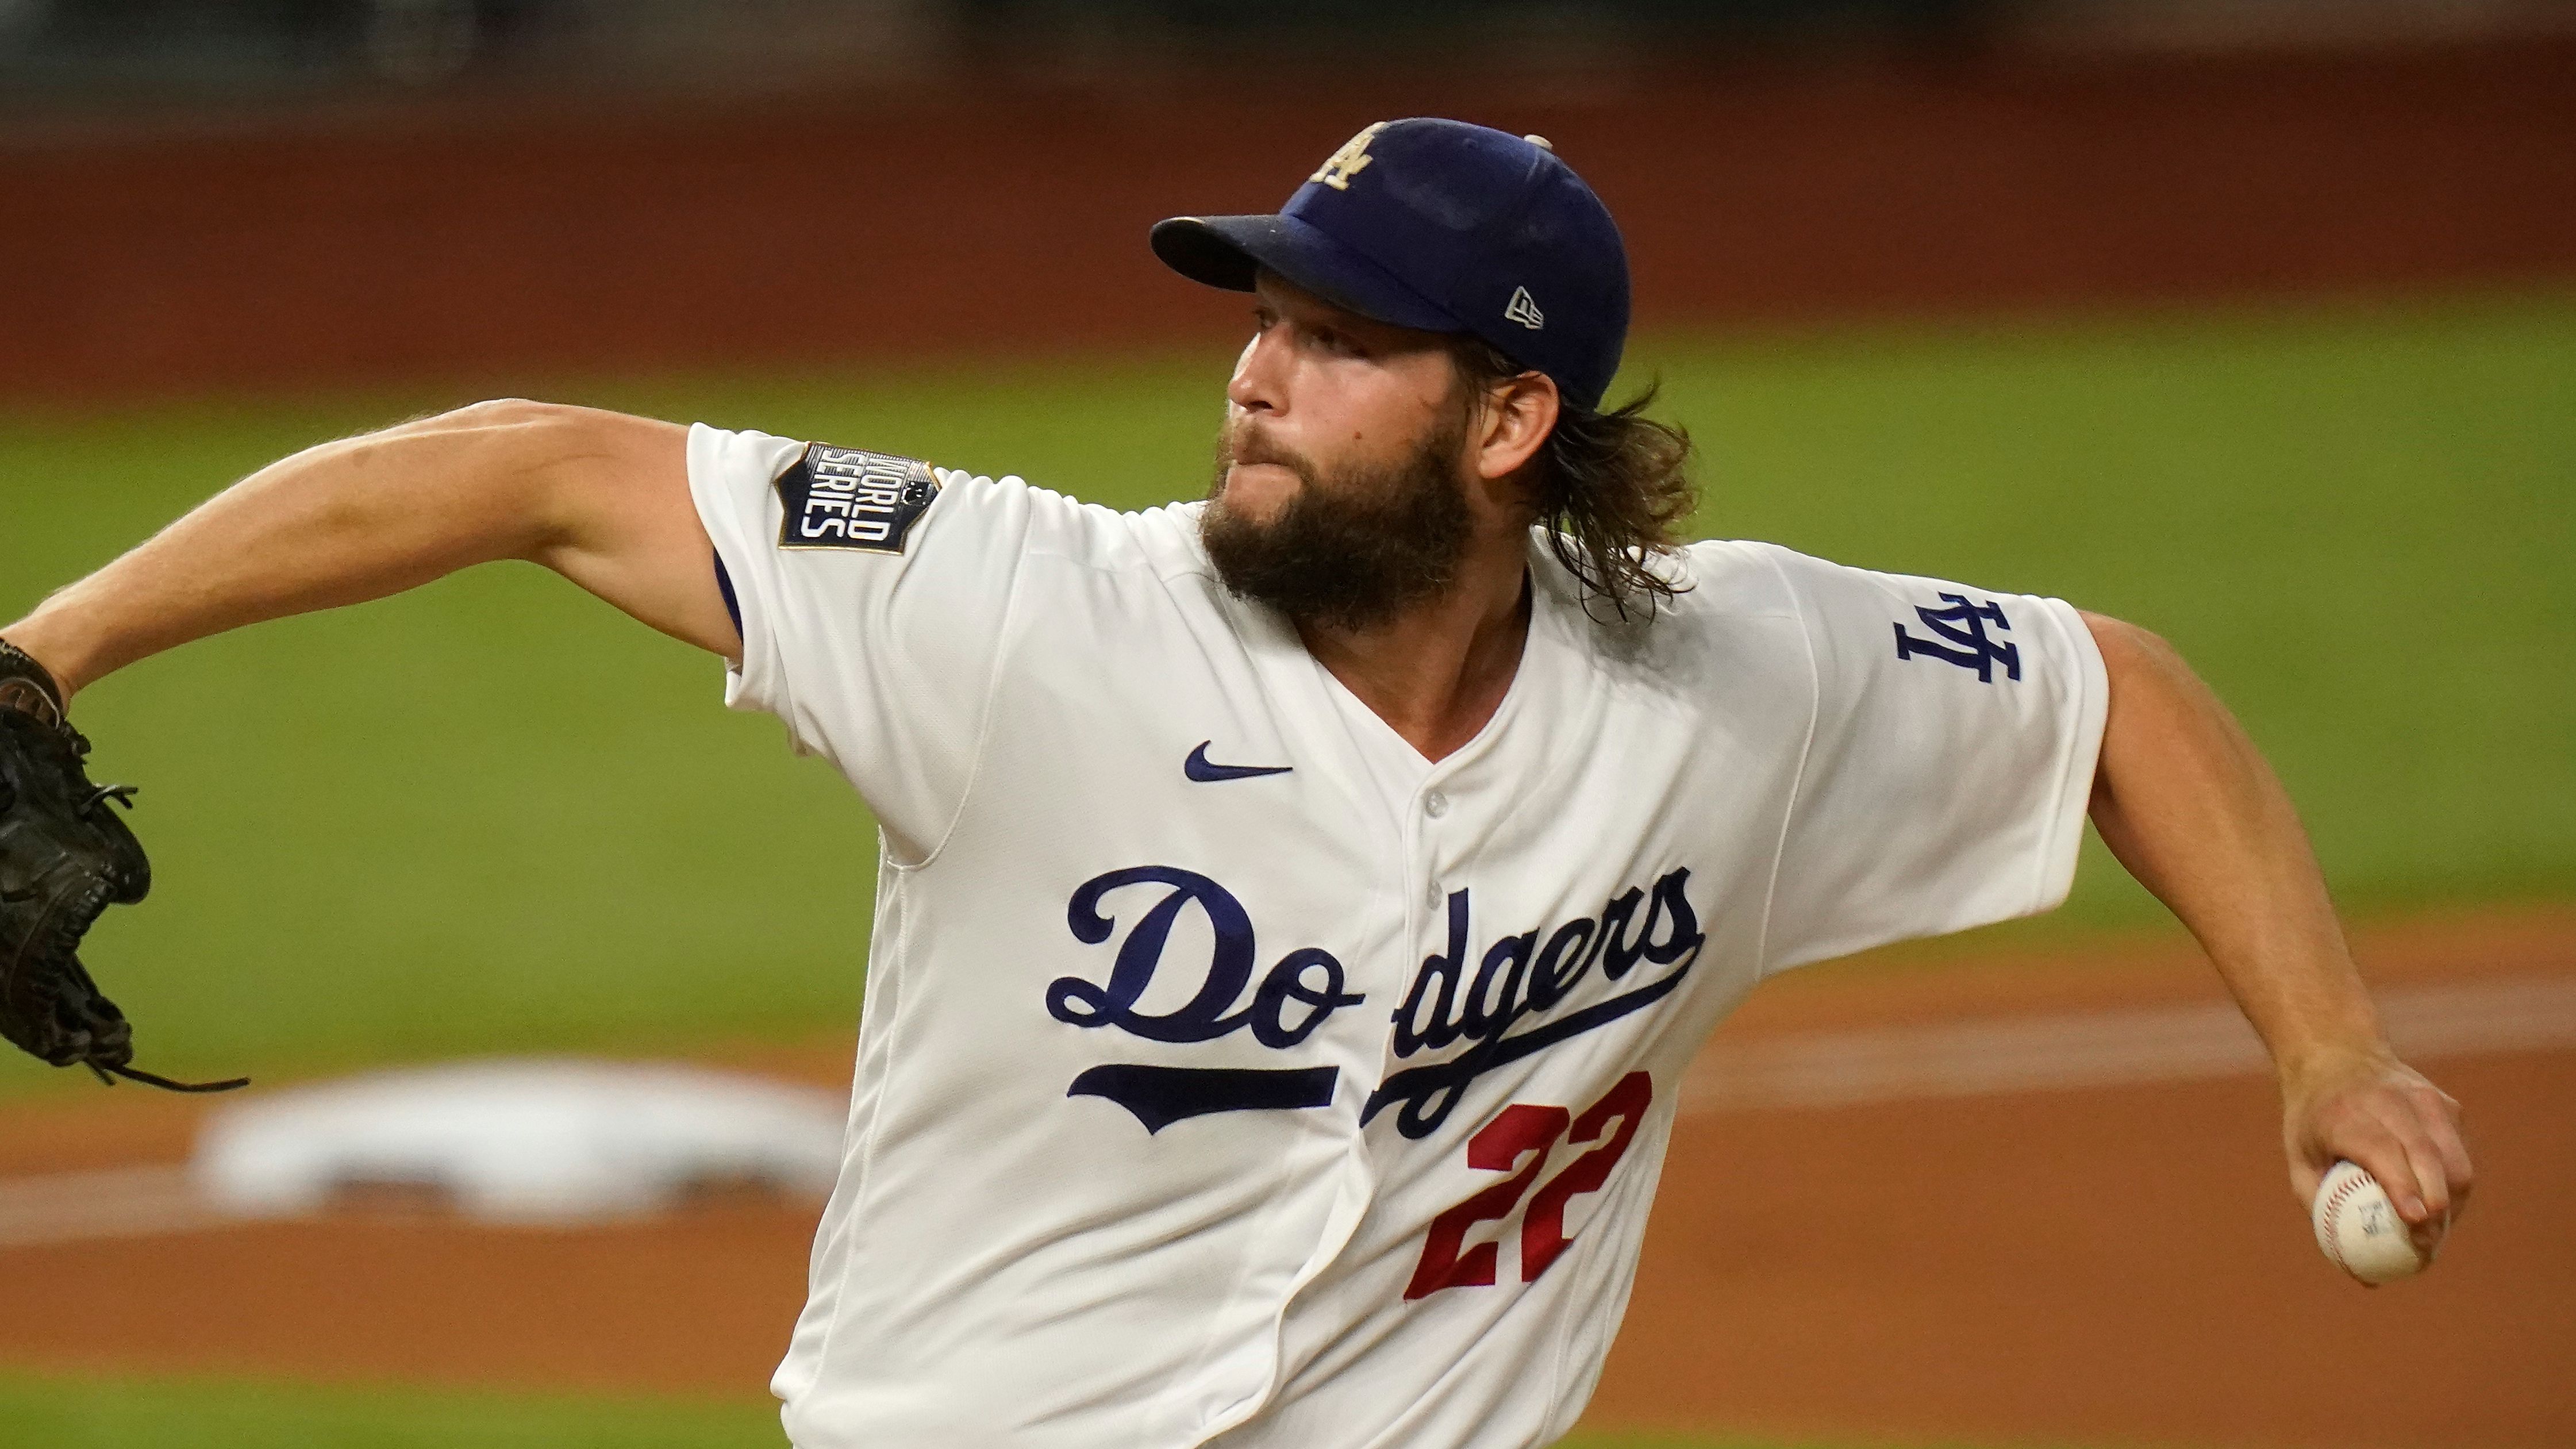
{"left": 1199, "top": 414, "right": 1474, "bottom": 632}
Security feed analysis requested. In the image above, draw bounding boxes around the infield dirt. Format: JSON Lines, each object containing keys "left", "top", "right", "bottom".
{"left": 0, "top": 909, "right": 2566, "bottom": 1449}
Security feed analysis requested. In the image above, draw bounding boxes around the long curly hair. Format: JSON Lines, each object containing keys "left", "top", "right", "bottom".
{"left": 1450, "top": 337, "right": 1698, "bottom": 621}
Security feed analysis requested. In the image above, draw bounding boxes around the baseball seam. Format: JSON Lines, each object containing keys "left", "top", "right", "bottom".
{"left": 2318, "top": 1166, "right": 2374, "bottom": 1275}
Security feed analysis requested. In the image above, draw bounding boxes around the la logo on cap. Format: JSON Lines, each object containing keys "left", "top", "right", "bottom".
{"left": 1150, "top": 117, "right": 1628, "bottom": 409}
{"left": 1309, "top": 122, "right": 1389, "bottom": 191}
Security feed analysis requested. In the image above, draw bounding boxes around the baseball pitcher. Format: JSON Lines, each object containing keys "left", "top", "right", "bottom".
{"left": 0, "top": 120, "right": 2470, "bottom": 1447}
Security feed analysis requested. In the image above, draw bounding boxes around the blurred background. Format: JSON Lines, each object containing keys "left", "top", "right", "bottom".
{"left": 1, "top": 3, "right": 2570, "bottom": 1447}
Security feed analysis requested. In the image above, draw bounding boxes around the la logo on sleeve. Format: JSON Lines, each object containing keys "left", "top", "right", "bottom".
{"left": 775, "top": 443, "right": 941, "bottom": 555}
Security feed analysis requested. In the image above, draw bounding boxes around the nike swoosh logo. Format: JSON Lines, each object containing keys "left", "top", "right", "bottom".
{"left": 1184, "top": 741, "right": 1293, "bottom": 783}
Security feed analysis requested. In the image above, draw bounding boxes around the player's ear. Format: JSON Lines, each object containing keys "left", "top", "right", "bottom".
{"left": 1470, "top": 370, "right": 1559, "bottom": 486}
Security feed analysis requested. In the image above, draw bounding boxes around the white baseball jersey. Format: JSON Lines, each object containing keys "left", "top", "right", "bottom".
{"left": 689, "top": 424, "right": 2108, "bottom": 1449}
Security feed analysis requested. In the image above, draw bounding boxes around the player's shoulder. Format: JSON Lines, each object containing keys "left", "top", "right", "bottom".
{"left": 1018, "top": 485, "right": 1208, "bottom": 578}
{"left": 1659, "top": 538, "right": 1815, "bottom": 619}
{"left": 1670, "top": 539, "right": 2014, "bottom": 621}
{"left": 1529, "top": 537, "right": 1813, "bottom": 698}
{"left": 1577, "top": 537, "right": 2045, "bottom": 670}
{"left": 934, "top": 471, "right": 1210, "bottom": 583}
{"left": 1575, "top": 537, "right": 1829, "bottom": 635}
{"left": 691, "top": 422, "right": 1202, "bottom": 579}
{"left": 1685, "top": 540, "right": 2094, "bottom": 698}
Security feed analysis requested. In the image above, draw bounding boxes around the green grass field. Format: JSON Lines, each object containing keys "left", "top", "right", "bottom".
{"left": 0, "top": 1368, "right": 2028, "bottom": 1449}
{"left": 0, "top": 294, "right": 2568, "bottom": 1096}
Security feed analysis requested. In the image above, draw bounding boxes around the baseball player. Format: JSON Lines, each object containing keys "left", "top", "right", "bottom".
{"left": 1, "top": 119, "right": 2470, "bottom": 1447}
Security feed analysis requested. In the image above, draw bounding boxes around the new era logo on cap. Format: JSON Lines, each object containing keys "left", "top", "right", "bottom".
{"left": 1148, "top": 118, "right": 1632, "bottom": 410}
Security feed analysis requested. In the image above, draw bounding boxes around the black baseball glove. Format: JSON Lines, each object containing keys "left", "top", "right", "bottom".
{"left": 0, "top": 640, "right": 244, "bottom": 1092}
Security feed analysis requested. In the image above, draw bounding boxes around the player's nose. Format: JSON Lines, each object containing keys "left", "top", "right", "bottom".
{"left": 1227, "top": 329, "right": 1287, "bottom": 416}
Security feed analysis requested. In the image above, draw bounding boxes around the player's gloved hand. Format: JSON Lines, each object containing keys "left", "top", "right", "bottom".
{"left": 0, "top": 640, "right": 245, "bottom": 1093}
{"left": 2280, "top": 1043, "right": 2469, "bottom": 1260}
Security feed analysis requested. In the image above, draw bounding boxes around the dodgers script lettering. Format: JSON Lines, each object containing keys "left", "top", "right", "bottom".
{"left": 1047, "top": 866, "right": 1366, "bottom": 1050}
{"left": 1367, "top": 868, "right": 1702, "bottom": 1137}
{"left": 1045, "top": 864, "right": 1705, "bottom": 1139}
{"left": 1045, "top": 867, "right": 1364, "bottom": 1132}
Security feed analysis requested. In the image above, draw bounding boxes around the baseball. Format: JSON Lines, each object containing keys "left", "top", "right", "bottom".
{"left": 2310, "top": 1160, "right": 2427, "bottom": 1285}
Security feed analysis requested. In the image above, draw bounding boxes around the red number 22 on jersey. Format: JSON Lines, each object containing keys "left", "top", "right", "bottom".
{"left": 1405, "top": 1071, "right": 1654, "bottom": 1300}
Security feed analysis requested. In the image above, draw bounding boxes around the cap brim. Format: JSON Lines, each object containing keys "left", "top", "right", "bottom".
{"left": 1151, "top": 213, "right": 1460, "bottom": 335}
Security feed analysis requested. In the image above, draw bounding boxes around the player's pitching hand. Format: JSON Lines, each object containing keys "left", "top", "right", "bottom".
{"left": 2281, "top": 1047, "right": 2470, "bottom": 1259}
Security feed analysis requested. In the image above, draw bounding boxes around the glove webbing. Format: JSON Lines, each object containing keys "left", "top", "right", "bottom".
{"left": 90, "top": 1062, "right": 251, "bottom": 1093}
{"left": 0, "top": 637, "right": 249, "bottom": 1095}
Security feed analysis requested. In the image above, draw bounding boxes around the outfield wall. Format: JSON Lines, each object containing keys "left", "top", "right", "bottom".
{"left": 6, "top": 40, "right": 2574, "bottom": 401}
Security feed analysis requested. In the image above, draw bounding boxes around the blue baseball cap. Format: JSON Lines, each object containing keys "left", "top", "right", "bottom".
{"left": 1152, "top": 118, "right": 1631, "bottom": 411}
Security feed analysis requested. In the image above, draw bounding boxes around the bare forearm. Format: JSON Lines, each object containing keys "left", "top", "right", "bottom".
{"left": 2080, "top": 613, "right": 2381, "bottom": 1074}
{"left": 6, "top": 401, "right": 706, "bottom": 698}
{"left": 2082, "top": 612, "right": 2469, "bottom": 1229}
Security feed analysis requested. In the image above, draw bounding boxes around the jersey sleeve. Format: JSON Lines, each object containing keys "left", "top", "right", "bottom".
{"left": 688, "top": 423, "right": 1035, "bottom": 863}
{"left": 1754, "top": 544, "right": 2109, "bottom": 974}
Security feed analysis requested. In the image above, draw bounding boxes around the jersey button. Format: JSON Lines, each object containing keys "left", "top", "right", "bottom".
{"left": 1424, "top": 791, "right": 1450, "bottom": 818}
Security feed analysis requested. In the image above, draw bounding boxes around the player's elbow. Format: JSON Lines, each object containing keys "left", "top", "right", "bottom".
{"left": 452, "top": 396, "right": 553, "bottom": 426}
{"left": 408, "top": 398, "right": 644, "bottom": 461}
{"left": 328, "top": 400, "right": 675, "bottom": 563}
{"left": 378, "top": 397, "right": 559, "bottom": 441}
{"left": 417, "top": 401, "right": 678, "bottom": 525}
{"left": 434, "top": 399, "right": 613, "bottom": 460}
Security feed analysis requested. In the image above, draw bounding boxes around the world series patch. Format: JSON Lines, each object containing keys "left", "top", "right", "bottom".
{"left": 775, "top": 443, "right": 941, "bottom": 554}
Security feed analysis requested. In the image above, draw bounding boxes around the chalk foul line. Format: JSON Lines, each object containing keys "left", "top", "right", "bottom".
{"left": 0, "top": 1166, "right": 224, "bottom": 1250}
{"left": 0, "top": 977, "right": 2566, "bottom": 1249}
{"left": 1680, "top": 975, "right": 2576, "bottom": 1114}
